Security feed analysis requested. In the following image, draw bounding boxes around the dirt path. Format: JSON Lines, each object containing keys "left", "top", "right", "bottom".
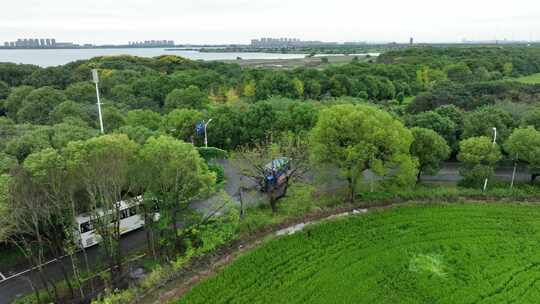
{"left": 136, "top": 197, "right": 540, "bottom": 304}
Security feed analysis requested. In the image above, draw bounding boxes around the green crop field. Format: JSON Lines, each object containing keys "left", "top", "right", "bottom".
{"left": 516, "top": 73, "right": 540, "bottom": 84}
{"left": 178, "top": 203, "right": 540, "bottom": 304}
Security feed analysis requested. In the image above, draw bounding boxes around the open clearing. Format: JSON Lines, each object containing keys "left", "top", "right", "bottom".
{"left": 220, "top": 55, "right": 370, "bottom": 69}
{"left": 178, "top": 203, "right": 540, "bottom": 304}
{"left": 516, "top": 73, "right": 540, "bottom": 84}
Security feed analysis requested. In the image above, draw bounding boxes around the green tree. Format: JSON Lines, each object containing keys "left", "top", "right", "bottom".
{"left": 503, "top": 62, "right": 514, "bottom": 77}
{"left": 504, "top": 127, "right": 540, "bottom": 183}
{"left": 49, "top": 100, "right": 92, "bottom": 125}
{"left": 101, "top": 105, "right": 126, "bottom": 132}
{"left": 445, "top": 63, "right": 473, "bottom": 82}
{"left": 291, "top": 78, "right": 305, "bottom": 98}
{"left": 0, "top": 80, "right": 10, "bottom": 99}
{"left": 434, "top": 105, "right": 464, "bottom": 141}
{"left": 50, "top": 122, "right": 97, "bottom": 149}
{"left": 125, "top": 109, "right": 162, "bottom": 131}
{"left": 207, "top": 105, "right": 244, "bottom": 150}
{"left": 116, "top": 125, "right": 160, "bottom": 144}
{"left": 162, "top": 108, "right": 204, "bottom": 142}
{"left": 242, "top": 101, "right": 278, "bottom": 143}
{"left": 65, "top": 82, "right": 96, "bottom": 104}
{"left": 137, "top": 136, "right": 215, "bottom": 256}
{"left": 406, "top": 111, "right": 457, "bottom": 150}
{"left": 63, "top": 134, "right": 138, "bottom": 284}
{"left": 310, "top": 104, "right": 418, "bottom": 202}
{"left": 17, "top": 87, "right": 67, "bottom": 124}
{"left": 0, "top": 152, "right": 17, "bottom": 173}
{"left": 462, "top": 106, "right": 515, "bottom": 143}
{"left": 5, "top": 127, "right": 52, "bottom": 162}
{"left": 23, "top": 148, "right": 81, "bottom": 298}
{"left": 242, "top": 81, "right": 256, "bottom": 100}
{"left": 410, "top": 127, "right": 451, "bottom": 182}
{"left": 233, "top": 134, "right": 309, "bottom": 213}
{"left": 521, "top": 107, "right": 540, "bottom": 131}
{"left": 3, "top": 85, "right": 34, "bottom": 120}
{"left": 457, "top": 136, "right": 502, "bottom": 188}
{"left": 164, "top": 85, "right": 209, "bottom": 111}
{"left": 0, "top": 164, "right": 62, "bottom": 302}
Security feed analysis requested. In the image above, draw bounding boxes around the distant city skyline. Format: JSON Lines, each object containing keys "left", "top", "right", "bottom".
{"left": 1, "top": 0, "right": 539, "bottom": 45}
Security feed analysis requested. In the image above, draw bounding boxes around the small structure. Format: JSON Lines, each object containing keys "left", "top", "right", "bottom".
{"left": 262, "top": 157, "right": 291, "bottom": 192}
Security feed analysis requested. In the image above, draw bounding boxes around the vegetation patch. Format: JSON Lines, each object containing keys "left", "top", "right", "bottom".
{"left": 177, "top": 203, "right": 540, "bottom": 304}
{"left": 409, "top": 254, "right": 447, "bottom": 277}
{"left": 516, "top": 73, "right": 540, "bottom": 84}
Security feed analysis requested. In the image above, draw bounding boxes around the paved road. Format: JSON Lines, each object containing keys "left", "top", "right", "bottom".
{"left": 0, "top": 159, "right": 260, "bottom": 304}
{"left": 0, "top": 161, "right": 533, "bottom": 303}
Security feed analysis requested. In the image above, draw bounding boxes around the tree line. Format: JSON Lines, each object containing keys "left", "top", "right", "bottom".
{"left": 1, "top": 45, "right": 540, "bottom": 302}
{"left": 0, "top": 134, "right": 219, "bottom": 302}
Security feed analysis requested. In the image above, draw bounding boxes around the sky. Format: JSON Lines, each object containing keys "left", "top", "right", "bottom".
{"left": 1, "top": 0, "right": 539, "bottom": 45}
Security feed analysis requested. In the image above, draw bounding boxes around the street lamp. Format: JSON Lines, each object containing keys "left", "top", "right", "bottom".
{"left": 204, "top": 119, "right": 213, "bottom": 148}
{"left": 483, "top": 127, "right": 497, "bottom": 191}
{"left": 92, "top": 69, "right": 105, "bottom": 134}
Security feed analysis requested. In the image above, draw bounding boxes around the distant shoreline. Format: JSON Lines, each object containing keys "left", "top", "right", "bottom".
{"left": 0, "top": 45, "right": 243, "bottom": 51}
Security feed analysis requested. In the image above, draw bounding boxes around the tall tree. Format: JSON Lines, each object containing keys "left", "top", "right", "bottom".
{"left": 23, "top": 148, "right": 83, "bottom": 298}
{"left": 504, "top": 127, "right": 540, "bottom": 183}
{"left": 162, "top": 108, "right": 204, "bottom": 143}
{"left": 63, "top": 134, "right": 138, "bottom": 284}
{"left": 462, "top": 106, "right": 515, "bottom": 143}
{"left": 17, "top": 86, "right": 67, "bottom": 124}
{"left": 164, "top": 85, "right": 209, "bottom": 111}
{"left": 410, "top": 127, "right": 451, "bottom": 182}
{"left": 232, "top": 133, "right": 309, "bottom": 213}
{"left": 310, "top": 104, "right": 417, "bottom": 202}
{"left": 137, "top": 136, "right": 215, "bottom": 257}
{"left": 457, "top": 136, "right": 502, "bottom": 188}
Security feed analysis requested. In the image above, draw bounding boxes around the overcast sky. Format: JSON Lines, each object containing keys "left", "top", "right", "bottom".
{"left": 1, "top": 0, "right": 539, "bottom": 45}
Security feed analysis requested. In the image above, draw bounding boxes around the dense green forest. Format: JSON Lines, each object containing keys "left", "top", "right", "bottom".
{"left": 3, "top": 46, "right": 540, "bottom": 303}
{"left": 1, "top": 46, "right": 540, "bottom": 156}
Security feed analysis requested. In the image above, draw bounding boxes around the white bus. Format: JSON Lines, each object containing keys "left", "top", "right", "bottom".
{"left": 74, "top": 196, "right": 157, "bottom": 249}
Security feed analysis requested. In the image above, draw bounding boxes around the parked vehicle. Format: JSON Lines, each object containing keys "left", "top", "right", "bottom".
{"left": 261, "top": 157, "right": 291, "bottom": 192}
{"left": 74, "top": 196, "right": 159, "bottom": 248}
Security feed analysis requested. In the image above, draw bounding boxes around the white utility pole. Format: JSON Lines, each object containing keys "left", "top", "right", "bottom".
{"left": 511, "top": 153, "right": 518, "bottom": 188}
{"left": 483, "top": 127, "right": 497, "bottom": 191}
{"left": 204, "top": 119, "right": 213, "bottom": 148}
{"left": 92, "top": 69, "right": 105, "bottom": 134}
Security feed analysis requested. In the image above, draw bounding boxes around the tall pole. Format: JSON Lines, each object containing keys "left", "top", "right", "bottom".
{"left": 483, "top": 127, "right": 497, "bottom": 191}
{"left": 92, "top": 69, "right": 105, "bottom": 134}
{"left": 511, "top": 153, "right": 518, "bottom": 189}
{"left": 204, "top": 118, "right": 213, "bottom": 148}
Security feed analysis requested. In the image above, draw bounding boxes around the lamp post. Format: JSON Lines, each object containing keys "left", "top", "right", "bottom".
{"left": 483, "top": 127, "right": 497, "bottom": 191}
{"left": 92, "top": 69, "right": 104, "bottom": 134}
{"left": 204, "top": 118, "right": 213, "bottom": 148}
{"left": 511, "top": 153, "right": 518, "bottom": 189}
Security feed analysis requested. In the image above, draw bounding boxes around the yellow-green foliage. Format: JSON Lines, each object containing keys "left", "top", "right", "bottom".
{"left": 516, "top": 73, "right": 540, "bottom": 84}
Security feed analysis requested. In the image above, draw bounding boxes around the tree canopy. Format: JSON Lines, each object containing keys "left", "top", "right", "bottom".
{"left": 310, "top": 103, "right": 417, "bottom": 201}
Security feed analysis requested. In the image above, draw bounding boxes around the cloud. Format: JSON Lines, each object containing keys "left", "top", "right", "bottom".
{"left": 1, "top": 0, "right": 539, "bottom": 44}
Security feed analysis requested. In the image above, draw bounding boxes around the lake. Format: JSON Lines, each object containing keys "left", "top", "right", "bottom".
{"left": 0, "top": 48, "right": 307, "bottom": 67}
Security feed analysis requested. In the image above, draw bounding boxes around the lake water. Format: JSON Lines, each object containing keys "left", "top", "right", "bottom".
{"left": 0, "top": 48, "right": 307, "bottom": 67}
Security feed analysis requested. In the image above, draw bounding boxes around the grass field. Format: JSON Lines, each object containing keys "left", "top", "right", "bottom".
{"left": 516, "top": 73, "right": 540, "bottom": 84}
{"left": 178, "top": 203, "right": 540, "bottom": 304}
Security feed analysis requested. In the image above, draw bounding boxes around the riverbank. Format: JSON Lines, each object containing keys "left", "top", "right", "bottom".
{"left": 221, "top": 54, "right": 375, "bottom": 69}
